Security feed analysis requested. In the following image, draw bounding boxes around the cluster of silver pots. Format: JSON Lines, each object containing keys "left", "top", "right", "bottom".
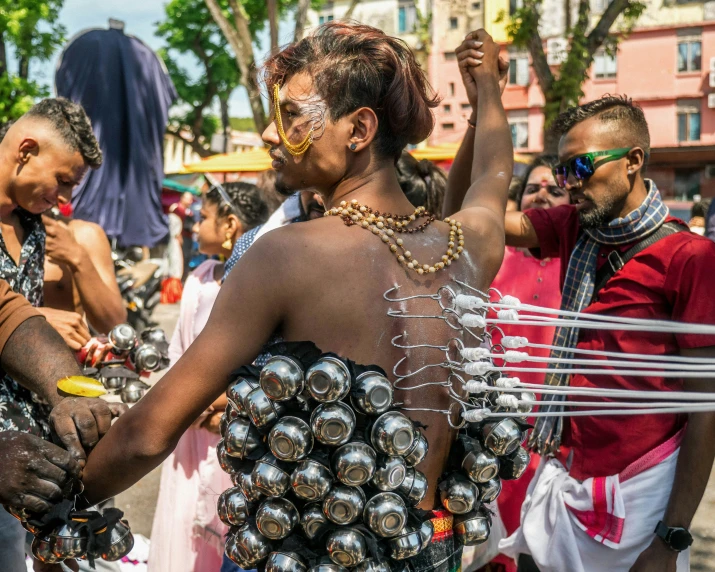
{"left": 218, "top": 354, "right": 437, "bottom": 569}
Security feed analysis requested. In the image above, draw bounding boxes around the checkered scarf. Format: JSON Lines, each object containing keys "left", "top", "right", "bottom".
{"left": 528, "top": 181, "right": 669, "bottom": 455}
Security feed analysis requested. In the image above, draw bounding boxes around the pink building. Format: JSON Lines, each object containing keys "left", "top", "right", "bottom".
{"left": 429, "top": 20, "right": 715, "bottom": 201}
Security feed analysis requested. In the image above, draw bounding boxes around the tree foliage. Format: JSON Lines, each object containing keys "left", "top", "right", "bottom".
{"left": 156, "top": 0, "right": 241, "bottom": 156}
{"left": 0, "top": 0, "right": 66, "bottom": 123}
{"left": 499, "top": 0, "right": 645, "bottom": 151}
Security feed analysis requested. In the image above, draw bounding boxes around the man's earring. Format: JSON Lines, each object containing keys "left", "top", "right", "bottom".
{"left": 350, "top": 143, "right": 357, "bottom": 151}
{"left": 222, "top": 232, "right": 233, "bottom": 250}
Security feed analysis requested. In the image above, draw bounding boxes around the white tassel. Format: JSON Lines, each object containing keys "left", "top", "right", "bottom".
{"left": 497, "top": 309, "right": 520, "bottom": 321}
{"left": 503, "top": 350, "right": 528, "bottom": 363}
{"left": 465, "top": 380, "right": 490, "bottom": 394}
{"left": 496, "top": 394, "right": 520, "bottom": 408}
{"left": 500, "top": 295, "right": 521, "bottom": 308}
{"left": 461, "top": 347, "right": 490, "bottom": 360}
{"left": 461, "top": 314, "right": 487, "bottom": 328}
{"left": 456, "top": 294, "right": 484, "bottom": 310}
{"left": 495, "top": 377, "right": 520, "bottom": 388}
{"left": 502, "top": 336, "right": 529, "bottom": 349}
{"left": 463, "top": 408, "right": 489, "bottom": 423}
{"left": 464, "top": 361, "right": 492, "bottom": 376}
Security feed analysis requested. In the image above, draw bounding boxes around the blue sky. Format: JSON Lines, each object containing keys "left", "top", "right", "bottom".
{"left": 32, "top": 0, "right": 290, "bottom": 118}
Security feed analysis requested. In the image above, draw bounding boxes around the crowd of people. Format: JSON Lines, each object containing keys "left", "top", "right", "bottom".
{"left": 0, "top": 20, "right": 712, "bottom": 572}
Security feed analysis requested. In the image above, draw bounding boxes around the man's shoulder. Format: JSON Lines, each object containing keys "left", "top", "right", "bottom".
{"left": 663, "top": 229, "right": 715, "bottom": 262}
{"left": 68, "top": 219, "right": 108, "bottom": 242}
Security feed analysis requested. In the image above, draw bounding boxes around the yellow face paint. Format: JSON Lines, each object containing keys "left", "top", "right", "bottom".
{"left": 273, "top": 83, "right": 313, "bottom": 156}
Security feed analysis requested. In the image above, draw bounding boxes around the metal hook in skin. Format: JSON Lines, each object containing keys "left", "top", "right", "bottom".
{"left": 384, "top": 285, "right": 459, "bottom": 311}
{"left": 453, "top": 279, "right": 490, "bottom": 300}
{"left": 392, "top": 356, "right": 455, "bottom": 380}
{"left": 391, "top": 333, "right": 451, "bottom": 351}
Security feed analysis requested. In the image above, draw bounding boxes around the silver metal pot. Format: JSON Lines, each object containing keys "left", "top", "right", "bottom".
{"left": 352, "top": 558, "right": 393, "bottom": 572}
{"left": 499, "top": 446, "right": 530, "bottom": 480}
{"left": 32, "top": 535, "right": 63, "bottom": 564}
{"left": 108, "top": 323, "right": 137, "bottom": 352}
{"left": 388, "top": 526, "right": 424, "bottom": 560}
{"left": 306, "top": 357, "right": 351, "bottom": 403}
{"left": 256, "top": 497, "right": 299, "bottom": 540}
{"left": 266, "top": 551, "right": 308, "bottom": 572}
{"left": 478, "top": 477, "right": 502, "bottom": 503}
{"left": 102, "top": 367, "right": 127, "bottom": 390}
{"left": 331, "top": 441, "right": 377, "bottom": 487}
{"left": 224, "top": 417, "right": 263, "bottom": 459}
{"left": 454, "top": 508, "right": 491, "bottom": 546}
{"left": 120, "top": 380, "right": 149, "bottom": 403}
{"left": 403, "top": 431, "right": 429, "bottom": 467}
{"left": 227, "top": 376, "right": 259, "bottom": 417}
{"left": 351, "top": 371, "right": 393, "bottom": 415}
{"left": 268, "top": 416, "right": 313, "bottom": 462}
{"left": 310, "top": 402, "right": 356, "bottom": 447}
{"left": 308, "top": 560, "right": 349, "bottom": 572}
{"left": 396, "top": 467, "right": 428, "bottom": 506}
{"left": 370, "top": 412, "right": 415, "bottom": 456}
{"left": 246, "top": 387, "right": 287, "bottom": 430}
{"left": 216, "top": 439, "right": 249, "bottom": 475}
{"left": 481, "top": 418, "right": 523, "bottom": 456}
{"left": 238, "top": 466, "right": 264, "bottom": 503}
{"left": 322, "top": 485, "right": 366, "bottom": 525}
{"left": 325, "top": 527, "right": 367, "bottom": 567}
{"left": 440, "top": 479, "right": 479, "bottom": 514}
{"left": 134, "top": 343, "right": 162, "bottom": 372}
{"left": 371, "top": 455, "right": 407, "bottom": 491}
{"left": 301, "top": 502, "right": 328, "bottom": 539}
{"left": 462, "top": 445, "right": 500, "bottom": 484}
{"left": 226, "top": 523, "right": 273, "bottom": 568}
{"left": 363, "top": 492, "right": 408, "bottom": 538}
{"left": 260, "top": 356, "right": 305, "bottom": 401}
{"left": 92, "top": 519, "right": 134, "bottom": 561}
{"left": 419, "top": 518, "right": 434, "bottom": 549}
{"left": 291, "top": 458, "right": 333, "bottom": 501}
{"left": 252, "top": 452, "right": 291, "bottom": 498}
{"left": 217, "top": 486, "right": 252, "bottom": 527}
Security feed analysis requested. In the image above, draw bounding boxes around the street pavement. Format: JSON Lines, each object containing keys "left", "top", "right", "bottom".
{"left": 114, "top": 303, "right": 715, "bottom": 564}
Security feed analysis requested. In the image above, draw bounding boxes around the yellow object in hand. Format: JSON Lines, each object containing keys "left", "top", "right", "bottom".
{"left": 57, "top": 376, "right": 107, "bottom": 398}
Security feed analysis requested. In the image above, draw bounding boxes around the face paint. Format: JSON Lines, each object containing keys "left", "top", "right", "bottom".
{"left": 272, "top": 84, "right": 327, "bottom": 156}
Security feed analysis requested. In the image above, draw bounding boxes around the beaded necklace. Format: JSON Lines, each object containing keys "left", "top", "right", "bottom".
{"left": 324, "top": 199, "right": 464, "bottom": 275}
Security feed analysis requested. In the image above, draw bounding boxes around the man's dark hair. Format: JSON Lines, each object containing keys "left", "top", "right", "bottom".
{"left": 206, "top": 182, "right": 269, "bottom": 232}
{"left": 396, "top": 152, "right": 447, "bottom": 215}
{"left": 691, "top": 199, "right": 711, "bottom": 219}
{"left": 263, "top": 22, "right": 440, "bottom": 161}
{"left": 551, "top": 95, "right": 651, "bottom": 158}
{"left": 25, "top": 98, "right": 102, "bottom": 168}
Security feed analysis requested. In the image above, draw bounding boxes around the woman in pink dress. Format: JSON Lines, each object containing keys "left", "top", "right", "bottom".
{"left": 148, "top": 183, "right": 268, "bottom": 572}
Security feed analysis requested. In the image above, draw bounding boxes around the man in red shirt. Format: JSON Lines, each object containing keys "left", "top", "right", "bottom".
{"left": 500, "top": 96, "right": 715, "bottom": 572}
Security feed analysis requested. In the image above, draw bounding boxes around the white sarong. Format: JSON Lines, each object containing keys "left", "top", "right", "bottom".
{"left": 499, "top": 430, "right": 690, "bottom": 572}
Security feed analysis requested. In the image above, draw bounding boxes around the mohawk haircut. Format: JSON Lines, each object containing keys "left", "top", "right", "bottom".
{"left": 25, "top": 98, "right": 102, "bottom": 168}
{"left": 263, "top": 21, "right": 440, "bottom": 161}
{"left": 552, "top": 95, "right": 651, "bottom": 159}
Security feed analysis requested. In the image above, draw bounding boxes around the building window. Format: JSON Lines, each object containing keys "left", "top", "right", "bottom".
{"left": 509, "top": 0, "right": 524, "bottom": 14}
{"left": 677, "top": 101, "right": 701, "bottom": 142}
{"left": 449, "top": 82, "right": 455, "bottom": 96}
{"left": 471, "top": 1, "right": 481, "bottom": 8}
{"left": 444, "top": 51, "right": 457, "bottom": 61}
{"left": 674, "top": 169, "right": 701, "bottom": 199}
{"left": 593, "top": 52, "right": 617, "bottom": 79}
{"left": 443, "top": 104, "right": 452, "bottom": 113}
{"left": 677, "top": 34, "right": 702, "bottom": 72}
{"left": 449, "top": 17, "right": 459, "bottom": 29}
{"left": 398, "top": 3, "right": 417, "bottom": 33}
{"left": 508, "top": 56, "right": 529, "bottom": 86}
{"left": 461, "top": 103, "right": 472, "bottom": 110}
{"left": 442, "top": 123, "right": 455, "bottom": 130}
{"left": 508, "top": 111, "right": 528, "bottom": 149}
{"left": 591, "top": 0, "right": 612, "bottom": 12}
{"left": 318, "top": 14, "right": 334, "bottom": 24}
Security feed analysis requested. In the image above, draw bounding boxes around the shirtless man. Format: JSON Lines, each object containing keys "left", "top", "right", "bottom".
{"left": 77, "top": 24, "right": 511, "bottom": 570}
{"left": 42, "top": 211, "right": 126, "bottom": 341}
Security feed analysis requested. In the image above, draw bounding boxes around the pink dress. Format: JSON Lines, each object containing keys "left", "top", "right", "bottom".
{"left": 148, "top": 260, "right": 231, "bottom": 572}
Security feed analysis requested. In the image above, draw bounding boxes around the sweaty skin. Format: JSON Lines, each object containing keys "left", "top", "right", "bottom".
{"left": 80, "top": 29, "right": 513, "bottom": 510}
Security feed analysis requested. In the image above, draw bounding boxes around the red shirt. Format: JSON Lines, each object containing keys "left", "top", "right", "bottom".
{"left": 525, "top": 204, "right": 715, "bottom": 480}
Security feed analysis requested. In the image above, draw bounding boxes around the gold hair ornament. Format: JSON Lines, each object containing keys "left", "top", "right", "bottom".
{"left": 272, "top": 83, "right": 313, "bottom": 156}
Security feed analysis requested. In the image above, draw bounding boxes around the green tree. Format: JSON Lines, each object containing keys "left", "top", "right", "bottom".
{"left": 0, "top": 0, "right": 66, "bottom": 122}
{"left": 156, "top": 0, "right": 241, "bottom": 156}
{"left": 500, "top": 0, "right": 645, "bottom": 152}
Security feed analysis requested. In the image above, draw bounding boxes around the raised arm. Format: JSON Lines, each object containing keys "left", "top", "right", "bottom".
{"left": 505, "top": 210, "right": 540, "bottom": 248}
{"left": 450, "top": 30, "right": 513, "bottom": 239}
{"left": 443, "top": 35, "right": 508, "bottom": 218}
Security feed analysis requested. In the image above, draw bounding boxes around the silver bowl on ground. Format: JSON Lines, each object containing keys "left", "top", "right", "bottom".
{"left": 224, "top": 417, "right": 263, "bottom": 459}
{"left": 266, "top": 551, "right": 308, "bottom": 572}
{"left": 120, "top": 380, "right": 149, "bottom": 403}
{"left": 370, "top": 412, "right": 415, "bottom": 456}
{"left": 108, "top": 323, "right": 137, "bottom": 352}
{"left": 441, "top": 479, "right": 479, "bottom": 515}
{"left": 252, "top": 452, "right": 291, "bottom": 498}
{"left": 246, "top": 387, "right": 286, "bottom": 430}
{"left": 478, "top": 477, "right": 502, "bottom": 503}
{"left": 291, "top": 458, "right": 333, "bottom": 501}
{"left": 325, "top": 527, "right": 367, "bottom": 567}
{"left": 306, "top": 357, "right": 351, "bottom": 403}
{"left": 323, "top": 485, "right": 366, "bottom": 525}
{"left": 371, "top": 455, "right": 407, "bottom": 491}
{"left": 388, "top": 526, "right": 424, "bottom": 560}
{"left": 260, "top": 356, "right": 305, "bottom": 401}
{"left": 268, "top": 416, "right": 313, "bottom": 462}
{"left": 310, "top": 402, "right": 356, "bottom": 447}
{"left": 454, "top": 508, "right": 491, "bottom": 546}
{"left": 403, "top": 431, "right": 429, "bottom": 467}
{"left": 397, "top": 467, "right": 428, "bottom": 506}
{"left": 351, "top": 371, "right": 393, "bottom": 415}
{"left": 363, "top": 492, "right": 408, "bottom": 538}
{"left": 227, "top": 376, "right": 259, "bottom": 417}
{"left": 301, "top": 503, "right": 329, "bottom": 540}
{"left": 225, "top": 523, "right": 273, "bottom": 568}
{"left": 134, "top": 343, "right": 162, "bottom": 372}
{"left": 331, "top": 441, "right": 377, "bottom": 487}
{"left": 217, "top": 486, "right": 252, "bottom": 527}
{"left": 255, "top": 497, "right": 299, "bottom": 540}
{"left": 481, "top": 418, "right": 523, "bottom": 456}
{"left": 462, "top": 445, "right": 500, "bottom": 484}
